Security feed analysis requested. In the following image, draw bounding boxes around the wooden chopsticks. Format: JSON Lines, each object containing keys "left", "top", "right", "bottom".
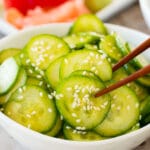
{"left": 95, "top": 38, "right": 150, "bottom": 97}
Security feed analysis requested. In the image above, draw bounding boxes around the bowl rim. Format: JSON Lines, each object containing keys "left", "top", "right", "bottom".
{"left": 0, "top": 23, "right": 150, "bottom": 146}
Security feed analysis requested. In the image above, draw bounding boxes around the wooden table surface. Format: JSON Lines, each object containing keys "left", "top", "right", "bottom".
{"left": 0, "top": 1, "right": 149, "bottom": 150}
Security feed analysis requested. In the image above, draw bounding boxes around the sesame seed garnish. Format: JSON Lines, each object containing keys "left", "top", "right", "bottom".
{"left": 20, "top": 53, "right": 24, "bottom": 58}
{"left": 66, "top": 126, "right": 71, "bottom": 129}
{"left": 127, "top": 105, "right": 130, "bottom": 110}
{"left": 64, "top": 58, "right": 68, "bottom": 64}
{"left": 39, "top": 92, "right": 43, "bottom": 97}
{"left": 127, "top": 95, "right": 131, "bottom": 99}
{"left": 48, "top": 94, "right": 53, "bottom": 99}
{"left": 116, "top": 106, "right": 121, "bottom": 111}
{"left": 26, "top": 114, "right": 31, "bottom": 118}
{"left": 57, "top": 44, "right": 63, "bottom": 48}
{"left": 26, "top": 59, "right": 31, "bottom": 64}
{"left": 36, "top": 75, "right": 42, "bottom": 79}
{"left": 18, "top": 88, "right": 23, "bottom": 93}
{"left": 31, "top": 111, "right": 36, "bottom": 115}
{"left": 135, "top": 103, "right": 139, "bottom": 108}
{"left": 39, "top": 81, "right": 44, "bottom": 86}
{"left": 48, "top": 108, "right": 52, "bottom": 113}
{"left": 76, "top": 119, "right": 81, "bottom": 123}
{"left": 72, "top": 113, "right": 77, "bottom": 118}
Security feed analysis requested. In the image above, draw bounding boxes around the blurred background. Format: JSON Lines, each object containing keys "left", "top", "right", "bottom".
{"left": 0, "top": 0, "right": 149, "bottom": 36}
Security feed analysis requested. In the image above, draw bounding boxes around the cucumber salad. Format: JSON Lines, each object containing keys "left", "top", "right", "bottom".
{"left": 0, "top": 14, "right": 150, "bottom": 141}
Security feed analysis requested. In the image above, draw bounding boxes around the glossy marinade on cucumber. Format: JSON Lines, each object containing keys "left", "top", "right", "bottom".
{"left": 0, "top": 14, "right": 149, "bottom": 142}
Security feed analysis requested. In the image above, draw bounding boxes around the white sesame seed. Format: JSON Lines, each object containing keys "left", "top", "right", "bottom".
{"left": 76, "top": 119, "right": 81, "bottom": 123}
{"left": 36, "top": 75, "right": 42, "bottom": 79}
{"left": 135, "top": 103, "right": 139, "bottom": 108}
{"left": 116, "top": 106, "right": 121, "bottom": 111}
{"left": 57, "top": 44, "right": 63, "bottom": 48}
{"left": 98, "top": 61, "right": 103, "bottom": 65}
{"left": 26, "top": 114, "right": 31, "bottom": 118}
{"left": 66, "top": 126, "right": 71, "bottom": 129}
{"left": 48, "top": 94, "right": 53, "bottom": 99}
{"left": 31, "top": 111, "right": 36, "bottom": 115}
{"left": 26, "top": 59, "right": 31, "bottom": 64}
{"left": 39, "top": 92, "right": 43, "bottom": 97}
{"left": 48, "top": 108, "right": 52, "bottom": 113}
{"left": 111, "top": 103, "right": 115, "bottom": 108}
{"left": 18, "top": 88, "right": 23, "bottom": 93}
{"left": 64, "top": 58, "right": 68, "bottom": 64}
{"left": 127, "top": 95, "right": 131, "bottom": 99}
{"left": 20, "top": 53, "right": 24, "bottom": 58}
{"left": 127, "top": 105, "right": 130, "bottom": 110}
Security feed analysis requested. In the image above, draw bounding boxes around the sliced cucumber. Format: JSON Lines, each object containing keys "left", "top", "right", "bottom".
{"left": 0, "top": 68, "right": 27, "bottom": 104}
{"left": 0, "top": 57, "right": 19, "bottom": 95}
{"left": 25, "top": 34, "right": 70, "bottom": 70}
{"left": 69, "top": 14, "right": 107, "bottom": 35}
{"left": 140, "top": 115, "right": 150, "bottom": 126}
{"left": 100, "top": 34, "right": 123, "bottom": 62}
{"left": 63, "top": 124, "right": 105, "bottom": 141}
{"left": 70, "top": 70, "right": 100, "bottom": 81}
{"left": 4, "top": 85, "right": 57, "bottom": 132}
{"left": 63, "top": 32, "right": 101, "bottom": 49}
{"left": 26, "top": 77, "right": 46, "bottom": 89}
{"left": 60, "top": 50, "right": 112, "bottom": 81}
{"left": 94, "top": 86, "right": 140, "bottom": 137}
{"left": 112, "top": 68, "right": 149, "bottom": 101}
{"left": 0, "top": 48, "right": 20, "bottom": 64}
{"left": 46, "top": 56, "right": 64, "bottom": 89}
{"left": 140, "top": 96, "right": 150, "bottom": 119}
{"left": 125, "top": 64, "right": 150, "bottom": 87}
{"left": 56, "top": 75, "right": 111, "bottom": 130}
{"left": 46, "top": 116, "right": 63, "bottom": 137}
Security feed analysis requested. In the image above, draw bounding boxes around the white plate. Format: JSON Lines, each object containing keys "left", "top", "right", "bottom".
{"left": 0, "top": 0, "right": 136, "bottom": 35}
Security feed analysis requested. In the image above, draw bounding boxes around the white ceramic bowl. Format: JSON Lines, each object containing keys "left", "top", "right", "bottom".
{"left": 0, "top": 23, "right": 150, "bottom": 150}
{"left": 139, "top": 0, "right": 150, "bottom": 29}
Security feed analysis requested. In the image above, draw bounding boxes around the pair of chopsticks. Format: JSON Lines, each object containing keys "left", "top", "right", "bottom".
{"left": 95, "top": 38, "right": 150, "bottom": 97}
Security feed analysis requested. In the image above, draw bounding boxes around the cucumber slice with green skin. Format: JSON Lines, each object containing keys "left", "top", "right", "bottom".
{"left": 140, "top": 96, "right": 150, "bottom": 119}
{"left": 0, "top": 48, "right": 20, "bottom": 64}
{"left": 69, "top": 14, "right": 108, "bottom": 35}
{"left": 46, "top": 116, "right": 63, "bottom": 137}
{"left": 84, "top": 44, "right": 98, "bottom": 50}
{"left": 112, "top": 68, "right": 149, "bottom": 101}
{"left": 100, "top": 35, "right": 123, "bottom": 62}
{"left": 70, "top": 70, "right": 101, "bottom": 81}
{"left": 25, "top": 34, "right": 70, "bottom": 70}
{"left": 56, "top": 75, "right": 111, "bottom": 130}
{"left": 0, "top": 68, "right": 27, "bottom": 105}
{"left": 4, "top": 85, "right": 57, "bottom": 133}
{"left": 46, "top": 56, "right": 64, "bottom": 90}
{"left": 26, "top": 77, "right": 46, "bottom": 89}
{"left": 94, "top": 86, "right": 140, "bottom": 137}
{"left": 60, "top": 50, "right": 112, "bottom": 81}
{"left": 125, "top": 64, "right": 150, "bottom": 87}
{"left": 63, "top": 32, "right": 101, "bottom": 49}
{"left": 0, "top": 57, "right": 20, "bottom": 95}
{"left": 140, "top": 114, "right": 150, "bottom": 126}
{"left": 63, "top": 124, "right": 105, "bottom": 141}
